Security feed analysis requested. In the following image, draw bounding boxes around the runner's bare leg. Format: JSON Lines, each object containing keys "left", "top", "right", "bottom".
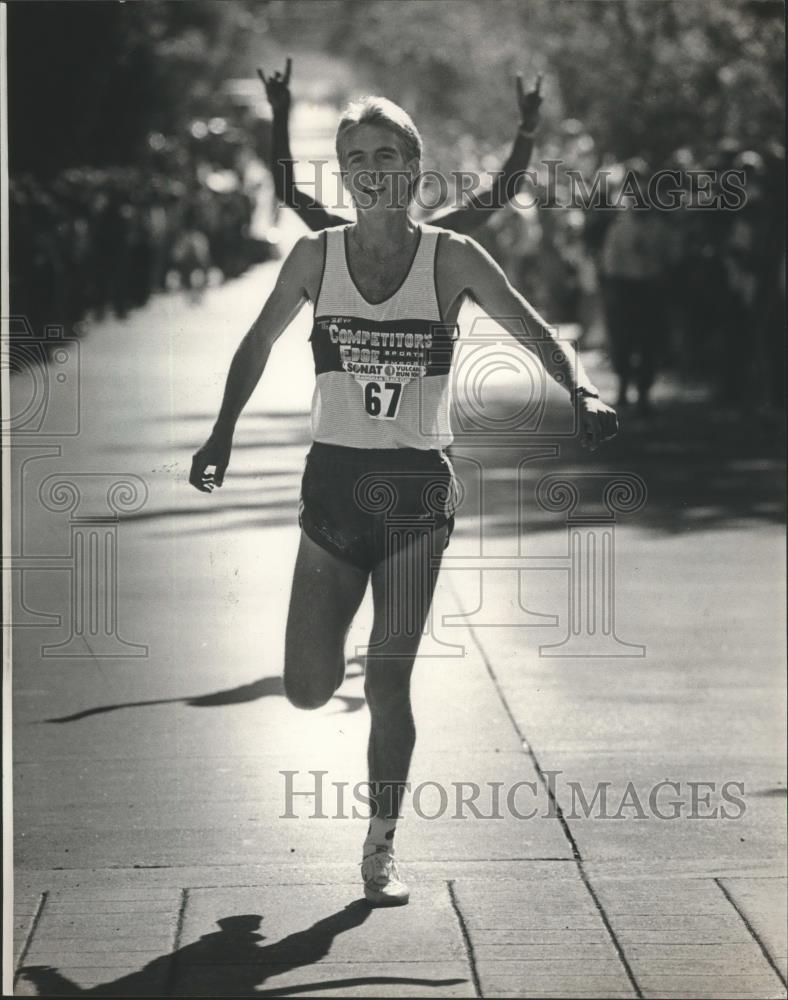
{"left": 284, "top": 532, "right": 368, "bottom": 709}
{"left": 364, "top": 524, "right": 448, "bottom": 822}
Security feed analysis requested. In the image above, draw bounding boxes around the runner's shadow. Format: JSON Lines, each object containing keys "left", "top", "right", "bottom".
{"left": 17, "top": 905, "right": 468, "bottom": 997}
{"left": 40, "top": 661, "right": 367, "bottom": 724}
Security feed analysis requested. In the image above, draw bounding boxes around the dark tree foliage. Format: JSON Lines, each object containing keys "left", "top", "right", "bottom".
{"left": 7, "top": 0, "right": 265, "bottom": 177}
{"left": 260, "top": 0, "right": 784, "bottom": 168}
{"left": 8, "top": 0, "right": 785, "bottom": 175}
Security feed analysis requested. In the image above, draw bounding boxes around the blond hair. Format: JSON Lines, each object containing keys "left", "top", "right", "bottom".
{"left": 335, "top": 96, "right": 423, "bottom": 166}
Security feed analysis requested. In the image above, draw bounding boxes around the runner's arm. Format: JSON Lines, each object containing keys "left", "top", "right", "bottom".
{"left": 431, "top": 132, "right": 535, "bottom": 234}
{"left": 212, "top": 235, "right": 318, "bottom": 433}
{"left": 429, "top": 73, "right": 542, "bottom": 235}
{"left": 442, "top": 235, "right": 618, "bottom": 450}
{"left": 190, "top": 235, "right": 321, "bottom": 491}
{"left": 259, "top": 62, "right": 346, "bottom": 231}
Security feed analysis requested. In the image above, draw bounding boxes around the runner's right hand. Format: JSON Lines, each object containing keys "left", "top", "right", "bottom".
{"left": 257, "top": 58, "right": 292, "bottom": 115}
{"left": 190, "top": 431, "right": 232, "bottom": 492}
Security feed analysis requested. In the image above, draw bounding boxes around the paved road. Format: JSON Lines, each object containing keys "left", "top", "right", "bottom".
{"left": 9, "top": 240, "right": 787, "bottom": 998}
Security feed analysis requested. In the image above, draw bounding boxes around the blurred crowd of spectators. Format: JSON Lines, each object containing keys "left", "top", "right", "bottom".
{"left": 9, "top": 101, "right": 784, "bottom": 416}
{"left": 475, "top": 130, "right": 786, "bottom": 414}
{"left": 9, "top": 116, "right": 277, "bottom": 360}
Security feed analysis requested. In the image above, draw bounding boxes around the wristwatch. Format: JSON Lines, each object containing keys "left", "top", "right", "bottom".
{"left": 518, "top": 124, "right": 538, "bottom": 139}
{"left": 571, "top": 386, "right": 600, "bottom": 402}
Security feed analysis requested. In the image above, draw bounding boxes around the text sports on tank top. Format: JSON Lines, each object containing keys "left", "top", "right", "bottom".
{"left": 310, "top": 223, "right": 457, "bottom": 450}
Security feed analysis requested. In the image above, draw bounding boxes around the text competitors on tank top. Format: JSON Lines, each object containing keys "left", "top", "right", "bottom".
{"left": 310, "top": 223, "right": 457, "bottom": 450}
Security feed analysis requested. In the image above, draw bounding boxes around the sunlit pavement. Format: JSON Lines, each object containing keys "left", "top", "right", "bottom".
{"left": 10, "top": 232, "right": 786, "bottom": 997}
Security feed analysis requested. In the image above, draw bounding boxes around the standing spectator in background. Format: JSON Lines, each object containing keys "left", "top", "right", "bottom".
{"left": 759, "top": 144, "right": 786, "bottom": 414}
{"left": 171, "top": 200, "right": 212, "bottom": 301}
{"left": 720, "top": 148, "right": 784, "bottom": 412}
{"left": 599, "top": 162, "right": 677, "bottom": 415}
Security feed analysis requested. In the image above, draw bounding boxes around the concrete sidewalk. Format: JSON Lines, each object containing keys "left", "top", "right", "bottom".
{"left": 9, "top": 258, "right": 787, "bottom": 998}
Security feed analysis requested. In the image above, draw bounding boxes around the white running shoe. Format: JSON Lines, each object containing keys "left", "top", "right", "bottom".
{"left": 361, "top": 846, "right": 410, "bottom": 906}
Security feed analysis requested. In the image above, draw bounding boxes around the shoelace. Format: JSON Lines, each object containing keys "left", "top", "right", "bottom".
{"left": 361, "top": 849, "right": 399, "bottom": 885}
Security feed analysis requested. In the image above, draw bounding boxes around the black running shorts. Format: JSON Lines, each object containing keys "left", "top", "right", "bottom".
{"left": 298, "top": 442, "right": 459, "bottom": 572}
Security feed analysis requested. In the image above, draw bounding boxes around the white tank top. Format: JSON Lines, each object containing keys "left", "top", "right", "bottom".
{"left": 310, "top": 223, "right": 456, "bottom": 450}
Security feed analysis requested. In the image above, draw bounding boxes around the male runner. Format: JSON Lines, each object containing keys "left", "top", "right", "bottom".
{"left": 258, "top": 58, "right": 543, "bottom": 233}
{"left": 191, "top": 95, "right": 618, "bottom": 906}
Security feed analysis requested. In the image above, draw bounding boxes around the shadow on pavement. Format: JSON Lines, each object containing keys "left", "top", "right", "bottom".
{"left": 133, "top": 396, "right": 785, "bottom": 538}
{"left": 40, "top": 661, "right": 366, "bottom": 725}
{"left": 167, "top": 411, "right": 313, "bottom": 425}
{"left": 17, "top": 904, "right": 468, "bottom": 996}
{"left": 449, "top": 397, "right": 785, "bottom": 538}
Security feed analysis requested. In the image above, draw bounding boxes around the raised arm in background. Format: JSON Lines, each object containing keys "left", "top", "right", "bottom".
{"left": 259, "top": 60, "right": 543, "bottom": 234}
{"left": 258, "top": 60, "right": 346, "bottom": 230}
{"left": 431, "top": 73, "right": 543, "bottom": 235}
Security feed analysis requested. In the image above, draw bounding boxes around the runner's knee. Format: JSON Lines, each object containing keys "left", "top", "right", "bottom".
{"left": 284, "top": 672, "right": 334, "bottom": 711}
{"left": 364, "top": 664, "right": 412, "bottom": 715}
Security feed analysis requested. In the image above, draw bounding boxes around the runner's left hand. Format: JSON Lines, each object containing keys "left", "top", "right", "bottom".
{"left": 517, "top": 72, "right": 543, "bottom": 133}
{"left": 578, "top": 397, "right": 619, "bottom": 451}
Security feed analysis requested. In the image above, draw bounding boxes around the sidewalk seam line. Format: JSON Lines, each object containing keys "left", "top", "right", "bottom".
{"left": 577, "top": 862, "right": 643, "bottom": 999}
{"left": 450, "top": 577, "right": 644, "bottom": 999}
{"left": 447, "top": 879, "right": 482, "bottom": 999}
{"left": 715, "top": 876, "right": 787, "bottom": 989}
{"left": 448, "top": 573, "right": 581, "bottom": 861}
{"left": 16, "top": 857, "right": 788, "bottom": 874}
{"left": 14, "top": 889, "right": 48, "bottom": 983}
{"left": 17, "top": 858, "right": 580, "bottom": 873}
{"left": 165, "top": 887, "right": 189, "bottom": 997}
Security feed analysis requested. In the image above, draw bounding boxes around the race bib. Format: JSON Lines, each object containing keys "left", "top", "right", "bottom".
{"left": 311, "top": 316, "right": 452, "bottom": 420}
